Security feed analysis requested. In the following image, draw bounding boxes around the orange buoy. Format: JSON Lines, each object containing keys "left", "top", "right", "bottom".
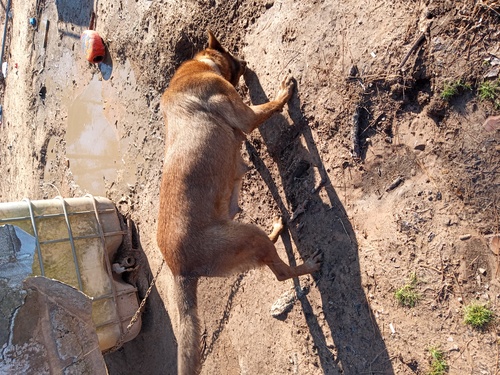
{"left": 81, "top": 30, "right": 105, "bottom": 63}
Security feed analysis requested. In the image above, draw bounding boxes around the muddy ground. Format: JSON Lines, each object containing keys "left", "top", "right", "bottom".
{"left": 1, "top": 0, "right": 499, "bottom": 374}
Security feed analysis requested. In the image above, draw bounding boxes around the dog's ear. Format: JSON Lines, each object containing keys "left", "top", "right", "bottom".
{"left": 208, "top": 30, "right": 225, "bottom": 52}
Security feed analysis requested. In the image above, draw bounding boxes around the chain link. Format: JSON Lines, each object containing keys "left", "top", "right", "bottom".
{"left": 104, "top": 259, "right": 165, "bottom": 354}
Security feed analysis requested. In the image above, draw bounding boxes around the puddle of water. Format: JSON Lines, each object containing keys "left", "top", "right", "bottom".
{"left": 66, "top": 76, "right": 121, "bottom": 195}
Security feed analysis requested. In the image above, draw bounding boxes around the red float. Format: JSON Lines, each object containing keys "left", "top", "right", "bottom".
{"left": 80, "top": 30, "right": 105, "bottom": 63}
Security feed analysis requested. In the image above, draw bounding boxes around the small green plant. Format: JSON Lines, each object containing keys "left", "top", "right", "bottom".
{"left": 440, "top": 80, "right": 472, "bottom": 100}
{"left": 478, "top": 80, "right": 499, "bottom": 101}
{"left": 428, "top": 347, "right": 448, "bottom": 375}
{"left": 476, "top": 79, "right": 500, "bottom": 109}
{"left": 394, "top": 273, "right": 420, "bottom": 307}
{"left": 463, "top": 302, "right": 494, "bottom": 329}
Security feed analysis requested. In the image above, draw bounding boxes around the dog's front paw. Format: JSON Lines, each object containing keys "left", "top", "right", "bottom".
{"left": 272, "top": 216, "right": 284, "bottom": 233}
{"left": 275, "top": 75, "right": 295, "bottom": 105}
{"left": 268, "top": 216, "right": 284, "bottom": 242}
{"left": 305, "top": 249, "right": 323, "bottom": 273}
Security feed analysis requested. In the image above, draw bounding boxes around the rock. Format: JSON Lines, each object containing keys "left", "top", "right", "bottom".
{"left": 431, "top": 36, "right": 446, "bottom": 52}
{"left": 271, "top": 289, "right": 297, "bottom": 317}
{"left": 271, "top": 288, "right": 305, "bottom": 318}
{"left": 483, "top": 65, "right": 500, "bottom": 79}
{"left": 1, "top": 277, "right": 107, "bottom": 375}
{"left": 483, "top": 115, "right": 500, "bottom": 132}
{"left": 0, "top": 225, "right": 107, "bottom": 375}
{"left": 386, "top": 176, "right": 404, "bottom": 192}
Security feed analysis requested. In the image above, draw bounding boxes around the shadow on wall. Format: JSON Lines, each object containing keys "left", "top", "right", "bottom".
{"left": 244, "top": 70, "right": 395, "bottom": 375}
{"left": 55, "top": 0, "right": 93, "bottom": 27}
{"left": 104, "top": 221, "right": 177, "bottom": 375}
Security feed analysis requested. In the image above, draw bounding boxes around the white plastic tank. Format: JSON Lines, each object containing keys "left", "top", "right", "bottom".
{"left": 0, "top": 195, "right": 141, "bottom": 351}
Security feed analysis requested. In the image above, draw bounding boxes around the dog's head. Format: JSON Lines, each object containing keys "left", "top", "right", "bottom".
{"left": 195, "top": 31, "right": 246, "bottom": 87}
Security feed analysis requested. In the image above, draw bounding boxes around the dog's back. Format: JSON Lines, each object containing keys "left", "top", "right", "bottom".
{"left": 158, "top": 57, "right": 246, "bottom": 276}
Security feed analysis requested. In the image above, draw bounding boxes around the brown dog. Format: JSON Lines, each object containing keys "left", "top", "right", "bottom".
{"left": 157, "top": 31, "right": 322, "bottom": 375}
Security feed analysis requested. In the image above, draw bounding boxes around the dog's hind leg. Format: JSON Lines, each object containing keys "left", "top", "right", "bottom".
{"left": 262, "top": 247, "right": 323, "bottom": 281}
{"left": 202, "top": 221, "right": 321, "bottom": 281}
{"left": 263, "top": 218, "right": 323, "bottom": 280}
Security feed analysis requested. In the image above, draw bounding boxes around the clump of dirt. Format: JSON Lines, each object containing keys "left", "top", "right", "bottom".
{"left": 1, "top": 0, "right": 499, "bottom": 374}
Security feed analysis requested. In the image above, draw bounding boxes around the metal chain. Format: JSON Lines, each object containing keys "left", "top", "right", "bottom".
{"left": 104, "top": 259, "right": 165, "bottom": 354}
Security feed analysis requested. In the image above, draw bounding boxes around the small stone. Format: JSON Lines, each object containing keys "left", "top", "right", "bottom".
{"left": 478, "top": 268, "right": 487, "bottom": 276}
{"left": 270, "top": 289, "right": 297, "bottom": 317}
{"left": 459, "top": 234, "right": 472, "bottom": 240}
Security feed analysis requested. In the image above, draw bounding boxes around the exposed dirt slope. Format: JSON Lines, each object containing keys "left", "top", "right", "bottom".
{"left": 0, "top": 1, "right": 499, "bottom": 374}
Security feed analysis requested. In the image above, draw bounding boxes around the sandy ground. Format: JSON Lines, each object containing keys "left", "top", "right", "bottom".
{"left": 1, "top": 0, "right": 499, "bottom": 374}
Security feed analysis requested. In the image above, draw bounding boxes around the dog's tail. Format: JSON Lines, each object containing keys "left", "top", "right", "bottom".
{"left": 175, "top": 275, "right": 201, "bottom": 375}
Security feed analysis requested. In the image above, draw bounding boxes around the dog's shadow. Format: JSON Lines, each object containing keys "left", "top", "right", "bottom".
{"left": 242, "top": 69, "right": 395, "bottom": 374}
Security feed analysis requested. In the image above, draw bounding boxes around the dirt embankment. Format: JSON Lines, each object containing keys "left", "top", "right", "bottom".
{"left": 1, "top": 1, "right": 499, "bottom": 374}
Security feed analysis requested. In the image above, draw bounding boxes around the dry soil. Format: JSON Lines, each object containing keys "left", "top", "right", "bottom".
{"left": 1, "top": 0, "right": 499, "bottom": 374}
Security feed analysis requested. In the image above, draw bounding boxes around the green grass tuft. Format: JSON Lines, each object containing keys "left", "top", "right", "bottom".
{"left": 428, "top": 347, "right": 448, "bottom": 375}
{"left": 463, "top": 303, "right": 494, "bottom": 329}
{"left": 478, "top": 80, "right": 499, "bottom": 101}
{"left": 394, "top": 273, "right": 420, "bottom": 307}
{"left": 478, "top": 80, "right": 500, "bottom": 108}
{"left": 440, "top": 80, "right": 472, "bottom": 100}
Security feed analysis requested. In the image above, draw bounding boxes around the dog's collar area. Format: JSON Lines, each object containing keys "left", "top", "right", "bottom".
{"left": 198, "top": 58, "right": 222, "bottom": 76}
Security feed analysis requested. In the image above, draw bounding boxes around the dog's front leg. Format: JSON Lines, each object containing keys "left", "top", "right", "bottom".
{"left": 240, "top": 76, "right": 295, "bottom": 132}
